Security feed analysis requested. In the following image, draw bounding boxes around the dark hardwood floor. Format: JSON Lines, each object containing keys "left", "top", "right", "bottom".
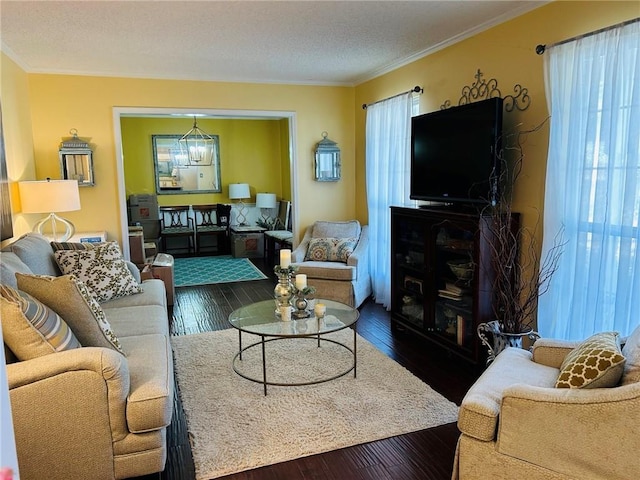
{"left": 137, "top": 258, "right": 479, "bottom": 480}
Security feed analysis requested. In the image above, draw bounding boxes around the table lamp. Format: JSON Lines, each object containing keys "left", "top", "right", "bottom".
{"left": 229, "top": 183, "right": 251, "bottom": 225}
{"left": 255, "top": 192, "right": 277, "bottom": 226}
{"left": 18, "top": 178, "right": 81, "bottom": 241}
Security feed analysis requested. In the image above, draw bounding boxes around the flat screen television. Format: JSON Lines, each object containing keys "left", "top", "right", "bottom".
{"left": 410, "top": 97, "right": 503, "bottom": 205}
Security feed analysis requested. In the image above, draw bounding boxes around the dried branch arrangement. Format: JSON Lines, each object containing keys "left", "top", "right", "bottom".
{"left": 482, "top": 119, "right": 565, "bottom": 334}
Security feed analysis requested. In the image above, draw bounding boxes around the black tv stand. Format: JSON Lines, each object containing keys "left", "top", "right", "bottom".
{"left": 417, "top": 203, "right": 486, "bottom": 214}
{"left": 389, "top": 205, "right": 519, "bottom": 369}
{"left": 418, "top": 203, "right": 454, "bottom": 208}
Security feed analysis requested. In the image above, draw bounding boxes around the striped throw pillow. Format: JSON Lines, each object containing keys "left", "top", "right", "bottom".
{"left": 0, "top": 285, "right": 81, "bottom": 360}
{"left": 50, "top": 241, "right": 98, "bottom": 251}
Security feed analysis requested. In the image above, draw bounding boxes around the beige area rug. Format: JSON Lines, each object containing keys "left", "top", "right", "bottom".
{"left": 171, "top": 328, "right": 459, "bottom": 479}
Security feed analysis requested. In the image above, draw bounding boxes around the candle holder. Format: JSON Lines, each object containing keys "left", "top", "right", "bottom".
{"left": 314, "top": 303, "right": 326, "bottom": 330}
{"left": 273, "top": 265, "right": 298, "bottom": 319}
{"left": 292, "top": 294, "right": 310, "bottom": 319}
{"left": 292, "top": 285, "right": 316, "bottom": 319}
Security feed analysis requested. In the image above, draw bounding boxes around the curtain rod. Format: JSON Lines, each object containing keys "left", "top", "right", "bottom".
{"left": 362, "top": 86, "right": 423, "bottom": 110}
{"left": 536, "top": 17, "right": 639, "bottom": 54}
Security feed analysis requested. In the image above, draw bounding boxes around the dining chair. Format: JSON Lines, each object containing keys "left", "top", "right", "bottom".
{"left": 192, "top": 204, "right": 230, "bottom": 255}
{"left": 159, "top": 206, "right": 194, "bottom": 256}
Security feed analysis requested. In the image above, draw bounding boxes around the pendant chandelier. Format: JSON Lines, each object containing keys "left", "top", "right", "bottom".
{"left": 177, "top": 116, "right": 215, "bottom": 166}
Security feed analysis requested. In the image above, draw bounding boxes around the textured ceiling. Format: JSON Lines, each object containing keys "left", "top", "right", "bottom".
{"left": 0, "top": 1, "right": 545, "bottom": 86}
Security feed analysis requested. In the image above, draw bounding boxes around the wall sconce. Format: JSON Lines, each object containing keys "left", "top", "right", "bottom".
{"left": 229, "top": 183, "right": 251, "bottom": 225}
{"left": 59, "top": 129, "right": 95, "bottom": 186}
{"left": 314, "top": 131, "right": 341, "bottom": 182}
{"left": 18, "top": 178, "right": 81, "bottom": 241}
{"left": 256, "top": 192, "right": 277, "bottom": 226}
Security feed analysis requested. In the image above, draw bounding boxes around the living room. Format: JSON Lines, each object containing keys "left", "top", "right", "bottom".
{"left": 2, "top": 1, "right": 639, "bottom": 480}
{"left": 1, "top": 2, "right": 635, "bottom": 246}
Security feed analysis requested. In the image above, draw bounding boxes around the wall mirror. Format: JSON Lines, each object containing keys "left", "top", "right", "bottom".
{"left": 152, "top": 134, "right": 222, "bottom": 194}
{"left": 59, "top": 129, "right": 95, "bottom": 186}
{"left": 314, "top": 131, "right": 341, "bottom": 182}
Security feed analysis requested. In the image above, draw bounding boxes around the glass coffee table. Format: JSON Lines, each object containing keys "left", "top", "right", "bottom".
{"left": 228, "top": 299, "right": 359, "bottom": 395}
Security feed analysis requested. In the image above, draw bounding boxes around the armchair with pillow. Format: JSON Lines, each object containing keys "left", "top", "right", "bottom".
{"left": 291, "top": 220, "right": 372, "bottom": 308}
{"left": 453, "top": 328, "right": 640, "bottom": 480}
{"left": 0, "top": 233, "right": 173, "bottom": 480}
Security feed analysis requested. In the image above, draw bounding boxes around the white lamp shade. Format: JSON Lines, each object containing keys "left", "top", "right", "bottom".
{"left": 256, "top": 193, "right": 277, "bottom": 209}
{"left": 19, "top": 180, "right": 81, "bottom": 213}
{"left": 229, "top": 183, "right": 250, "bottom": 200}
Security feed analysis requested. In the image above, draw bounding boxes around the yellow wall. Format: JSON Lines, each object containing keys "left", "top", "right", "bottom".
{"left": 0, "top": 52, "right": 36, "bottom": 245}
{"left": 279, "top": 118, "right": 292, "bottom": 201}
{"left": 23, "top": 76, "right": 354, "bottom": 242}
{"left": 354, "top": 1, "right": 639, "bottom": 238}
{"left": 121, "top": 116, "right": 286, "bottom": 205}
{"left": 2, "top": 1, "right": 637, "bottom": 247}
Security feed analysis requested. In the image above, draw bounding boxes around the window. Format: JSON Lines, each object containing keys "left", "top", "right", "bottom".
{"left": 538, "top": 20, "right": 640, "bottom": 340}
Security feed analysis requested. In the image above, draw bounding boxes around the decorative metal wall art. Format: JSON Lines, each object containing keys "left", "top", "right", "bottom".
{"left": 440, "top": 69, "right": 531, "bottom": 112}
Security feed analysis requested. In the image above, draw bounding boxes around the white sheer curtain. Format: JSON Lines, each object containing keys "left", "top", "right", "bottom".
{"left": 365, "top": 93, "right": 413, "bottom": 309}
{"left": 538, "top": 20, "right": 640, "bottom": 340}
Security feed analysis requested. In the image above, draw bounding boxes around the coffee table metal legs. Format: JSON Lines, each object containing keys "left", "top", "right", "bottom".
{"left": 261, "top": 335, "right": 267, "bottom": 396}
{"left": 353, "top": 327, "right": 357, "bottom": 378}
{"left": 237, "top": 331, "right": 269, "bottom": 395}
{"left": 233, "top": 330, "right": 357, "bottom": 395}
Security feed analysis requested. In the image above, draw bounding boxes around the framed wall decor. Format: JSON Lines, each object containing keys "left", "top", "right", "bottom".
{"left": 152, "top": 134, "right": 222, "bottom": 195}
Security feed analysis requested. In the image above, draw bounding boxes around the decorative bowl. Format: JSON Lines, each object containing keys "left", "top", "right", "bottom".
{"left": 447, "top": 259, "right": 474, "bottom": 280}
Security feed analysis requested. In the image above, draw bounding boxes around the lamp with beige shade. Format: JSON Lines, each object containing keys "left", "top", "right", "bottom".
{"left": 18, "top": 178, "right": 81, "bottom": 242}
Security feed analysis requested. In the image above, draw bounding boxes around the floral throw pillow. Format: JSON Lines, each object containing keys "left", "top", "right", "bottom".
{"left": 555, "top": 331, "right": 626, "bottom": 388}
{"left": 16, "top": 273, "right": 124, "bottom": 354}
{"left": 54, "top": 241, "right": 141, "bottom": 303}
{"left": 304, "top": 237, "right": 358, "bottom": 262}
{"left": 0, "top": 285, "right": 81, "bottom": 360}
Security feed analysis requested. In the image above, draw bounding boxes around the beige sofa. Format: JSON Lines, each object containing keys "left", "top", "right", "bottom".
{"left": 453, "top": 332, "right": 640, "bottom": 480}
{"left": 291, "top": 220, "right": 371, "bottom": 308}
{"left": 1, "top": 233, "right": 173, "bottom": 480}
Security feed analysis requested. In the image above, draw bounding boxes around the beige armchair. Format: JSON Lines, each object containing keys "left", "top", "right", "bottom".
{"left": 453, "top": 330, "right": 640, "bottom": 480}
{"left": 291, "top": 220, "right": 371, "bottom": 308}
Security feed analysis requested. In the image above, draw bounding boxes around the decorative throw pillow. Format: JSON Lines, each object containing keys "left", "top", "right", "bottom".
{"left": 304, "top": 237, "right": 358, "bottom": 262}
{"left": 50, "top": 241, "right": 97, "bottom": 252}
{"left": 555, "top": 332, "right": 626, "bottom": 388}
{"left": 53, "top": 241, "right": 141, "bottom": 303}
{"left": 8, "top": 232, "right": 60, "bottom": 276}
{"left": 0, "top": 285, "right": 81, "bottom": 360}
{"left": 621, "top": 325, "right": 640, "bottom": 386}
{"left": 16, "top": 273, "right": 124, "bottom": 354}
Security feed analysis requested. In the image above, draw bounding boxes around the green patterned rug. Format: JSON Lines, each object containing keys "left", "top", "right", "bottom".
{"left": 173, "top": 256, "right": 268, "bottom": 287}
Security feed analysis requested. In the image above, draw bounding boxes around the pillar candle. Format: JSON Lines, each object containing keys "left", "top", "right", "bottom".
{"left": 314, "top": 303, "right": 326, "bottom": 318}
{"left": 280, "top": 305, "right": 291, "bottom": 321}
{"left": 280, "top": 249, "right": 291, "bottom": 268}
{"left": 295, "top": 274, "right": 307, "bottom": 290}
